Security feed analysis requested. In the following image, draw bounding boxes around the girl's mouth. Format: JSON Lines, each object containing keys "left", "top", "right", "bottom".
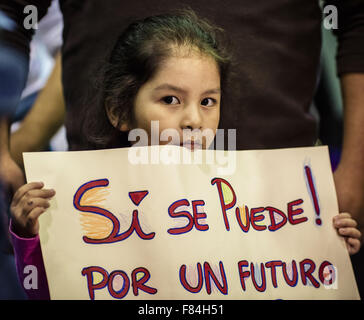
{"left": 181, "top": 140, "right": 202, "bottom": 151}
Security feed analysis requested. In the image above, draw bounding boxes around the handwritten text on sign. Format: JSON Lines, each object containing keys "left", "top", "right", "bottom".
{"left": 23, "top": 146, "right": 360, "bottom": 299}
{"left": 75, "top": 167, "right": 332, "bottom": 300}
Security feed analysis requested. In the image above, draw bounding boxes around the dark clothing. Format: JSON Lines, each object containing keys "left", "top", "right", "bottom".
{"left": 1, "top": 0, "right": 364, "bottom": 299}
{"left": 2, "top": 0, "right": 364, "bottom": 151}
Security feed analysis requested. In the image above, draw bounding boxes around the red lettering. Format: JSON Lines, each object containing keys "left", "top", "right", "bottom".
{"left": 108, "top": 270, "right": 130, "bottom": 299}
{"left": 204, "top": 261, "right": 228, "bottom": 295}
{"left": 236, "top": 259, "right": 331, "bottom": 293}
{"left": 167, "top": 199, "right": 194, "bottom": 235}
{"left": 238, "top": 260, "right": 250, "bottom": 291}
{"left": 179, "top": 263, "right": 204, "bottom": 293}
{"left": 288, "top": 199, "right": 307, "bottom": 225}
{"left": 250, "top": 262, "right": 266, "bottom": 292}
{"left": 211, "top": 178, "right": 237, "bottom": 231}
{"left": 81, "top": 266, "right": 109, "bottom": 300}
{"left": 250, "top": 207, "right": 266, "bottom": 231}
{"left": 192, "top": 200, "right": 209, "bottom": 231}
{"left": 265, "top": 261, "right": 282, "bottom": 288}
{"left": 235, "top": 205, "right": 250, "bottom": 232}
{"left": 168, "top": 199, "right": 209, "bottom": 234}
{"left": 180, "top": 262, "right": 228, "bottom": 295}
{"left": 282, "top": 261, "right": 298, "bottom": 287}
{"left": 300, "top": 259, "right": 320, "bottom": 288}
{"left": 74, "top": 179, "right": 120, "bottom": 243}
{"left": 131, "top": 267, "right": 158, "bottom": 296}
{"left": 318, "top": 261, "right": 335, "bottom": 285}
{"left": 128, "top": 210, "right": 156, "bottom": 240}
{"left": 82, "top": 266, "right": 156, "bottom": 300}
{"left": 74, "top": 179, "right": 155, "bottom": 243}
{"left": 266, "top": 207, "right": 287, "bottom": 231}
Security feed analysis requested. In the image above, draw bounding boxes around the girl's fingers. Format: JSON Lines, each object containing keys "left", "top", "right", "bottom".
{"left": 13, "top": 188, "right": 55, "bottom": 212}
{"left": 337, "top": 212, "right": 352, "bottom": 219}
{"left": 333, "top": 217, "right": 357, "bottom": 228}
{"left": 12, "top": 182, "right": 44, "bottom": 206}
{"left": 333, "top": 212, "right": 352, "bottom": 222}
{"left": 338, "top": 227, "right": 362, "bottom": 240}
{"left": 12, "top": 206, "right": 46, "bottom": 238}
{"left": 26, "top": 188, "right": 56, "bottom": 199}
{"left": 28, "top": 206, "right": 47, "bottom": 224}
{"left": 24, "top": 207, "right": 46, "bottom": 237}
{"left": 22, "top": 197, "right": 51, "bottom": 214}
{"left": 333, "top": 213, "right": 362, "bottom": 255}
{"left": 346, "top": 237, "right": 361, "bottom": 255}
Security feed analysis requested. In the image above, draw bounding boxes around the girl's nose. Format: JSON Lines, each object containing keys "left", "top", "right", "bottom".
{"left": 180, "top": 103, "right": 203, "bottom": 130}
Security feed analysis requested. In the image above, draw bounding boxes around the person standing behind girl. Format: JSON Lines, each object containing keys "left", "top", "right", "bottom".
{"left": 9, "top": 9, "right": 361, "bottom": 299}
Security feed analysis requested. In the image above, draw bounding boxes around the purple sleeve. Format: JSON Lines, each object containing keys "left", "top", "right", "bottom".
{"left": 9, "top": 220, "right": 50, "bottom": 300}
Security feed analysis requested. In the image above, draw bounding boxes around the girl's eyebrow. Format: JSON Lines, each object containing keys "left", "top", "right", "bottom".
{"left": 153, "top": 83, "right": 221, "bottom": 95}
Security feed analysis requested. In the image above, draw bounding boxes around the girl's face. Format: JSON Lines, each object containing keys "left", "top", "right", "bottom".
{"left": 125, "top": 49, "right": 221, "bottom": 150}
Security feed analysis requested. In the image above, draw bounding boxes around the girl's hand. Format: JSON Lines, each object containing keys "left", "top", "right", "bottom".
{"left": 333, "top": 212, "right": 362, "bottom": 255}
{"left": 10, "top": 182, "right": 55, "bottom": 238}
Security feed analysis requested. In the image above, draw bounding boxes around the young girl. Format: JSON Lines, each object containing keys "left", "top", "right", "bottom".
{"left": 9, "top": 10, "right": 362, "bottom": 300}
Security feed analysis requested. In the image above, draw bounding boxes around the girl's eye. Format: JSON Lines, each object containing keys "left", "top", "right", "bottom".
{"left": 161, "top": 96, "right": 180, "bottom": 105}
{"left": 201, "top": 98, "right": 216, "bottom": 107}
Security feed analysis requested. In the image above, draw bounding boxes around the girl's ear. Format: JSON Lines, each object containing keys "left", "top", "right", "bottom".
{"left": 105, "top": 99, "right": 130, "bottom": 132}
{"left": 119, "top": 122, "right": 130, "bottom": 132}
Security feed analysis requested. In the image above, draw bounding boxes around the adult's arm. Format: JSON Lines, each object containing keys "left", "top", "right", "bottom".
{"left": 10, "top": 53, "right": 65, "bottom": 169}
{"left": 0, "top": 0, "right": 52, "bottom": 193}
{"left": 324, "top": 1, "right": 364, "bottom": 237}
{"left": 334, "top": 74, "right": 364, "bottom": 238}
{"left": 0, "top": 119, "right": 24, "bottom": 196}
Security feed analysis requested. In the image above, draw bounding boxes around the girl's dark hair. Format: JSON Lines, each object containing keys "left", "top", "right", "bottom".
{"left": 83, "top": 8, "right": 232, "bottom": 149}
